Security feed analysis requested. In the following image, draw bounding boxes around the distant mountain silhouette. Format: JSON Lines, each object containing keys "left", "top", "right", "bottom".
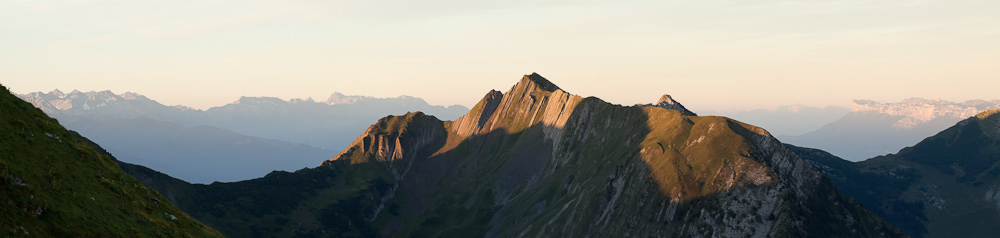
{"left": 17, "top": 90, "right": 469, "bottom": 182}
{"left": 784, "top": 98, "right": 1000, "bottom": 161}
{"left": 63, "top": 117, "right": 335, "bottom": 183}
{"left": 705, "top": 104, "right": 849, "bottom": 137}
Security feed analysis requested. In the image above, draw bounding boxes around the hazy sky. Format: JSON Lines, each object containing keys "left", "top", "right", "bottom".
{"left": 3, "top": 0, "right": 998, "bottom": 112}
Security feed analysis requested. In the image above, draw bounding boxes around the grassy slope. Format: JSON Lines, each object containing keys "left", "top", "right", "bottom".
{"left": 0, "top": 84, "right": 221, "bottom": 237}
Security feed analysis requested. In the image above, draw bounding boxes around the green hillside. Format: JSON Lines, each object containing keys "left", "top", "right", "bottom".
{"left": 0, "top": 84, "right": 222, "bottom": 237}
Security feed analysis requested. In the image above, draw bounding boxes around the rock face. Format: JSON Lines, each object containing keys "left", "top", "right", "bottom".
{"left": 0, "top": 84, "right": 221, "bottom": 237}
{"left": 785, "top": 98, "right": 1000, "bottom": 161}
{"left": 792, "top": 109, "right": 1000, "bottom": 238}
{"left": 116, "top": 73, "right": 905, "bottom": 237}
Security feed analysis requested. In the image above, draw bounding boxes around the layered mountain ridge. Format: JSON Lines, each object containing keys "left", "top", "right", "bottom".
{"left": 17, "top": 89, "right": 469, "bottom": 150}
{"left": 852, "top": 98, "right": 1000, "bottom": 130}
{"left": 17, "top": 89, "right": 470, "bottom": 182}
{"left": 785, "top": 98, "right": 1000, "bottom": 161}
{"left": 705, "top": 105, "right": 849, "bottom": 137}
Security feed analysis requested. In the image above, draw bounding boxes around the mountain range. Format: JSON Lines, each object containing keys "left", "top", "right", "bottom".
{"left": 18, "top": 89, "right": 469, "bottom": 149}
{"left": 103, "top": 74, "right": 905, "bottom": 237}
{"left": 17, "top": 90, "right": 469, "bottom": 183}
{"left": 15, "top": 74, "right": 998, "bottom": 237}
{"left": 65, "top": 117, "right": 335, "bottom": 183}
{"left": 784, "top": 98, "right": 1000, "bottom": 161}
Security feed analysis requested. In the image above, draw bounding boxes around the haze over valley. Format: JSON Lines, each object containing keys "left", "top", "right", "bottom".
{"left": 17, "top": 89, "right": 468, "bottom": 183}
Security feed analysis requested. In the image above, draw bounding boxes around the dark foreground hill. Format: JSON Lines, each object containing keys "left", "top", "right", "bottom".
{"left": 115, "top": 74, "right": 905, "bottom": 237}
{"left": 792, "top": 108, "right": 1000, "bottom": 238}
{"left": 0, "top": 84, "right": 221, "bottom": 237}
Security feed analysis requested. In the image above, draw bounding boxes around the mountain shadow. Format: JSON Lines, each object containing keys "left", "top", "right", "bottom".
{"left": 114, "top": 74, "right": 904, "bottom": 237}
{"left": 792, "top": 108, "right": 1000, "bottom": 238}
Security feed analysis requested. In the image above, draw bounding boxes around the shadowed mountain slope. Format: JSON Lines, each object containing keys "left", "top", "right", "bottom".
{"left": 0, "top": 85, "right": 221, "bottom": 237}
{"left": 116, "top": 74, "right": 904, "bottom": 237}
{"left": 792, "top": 109, "right": 1000, "bottom": 238}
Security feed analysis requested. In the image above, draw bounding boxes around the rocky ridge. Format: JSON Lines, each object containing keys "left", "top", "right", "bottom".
{"left": 636, "top": 94, "right": 697, "bottom": 116}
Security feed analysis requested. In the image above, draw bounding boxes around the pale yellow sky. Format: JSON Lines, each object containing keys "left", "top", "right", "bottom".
{"left": 2, "top": 0, "right": 998, "bottom": 111}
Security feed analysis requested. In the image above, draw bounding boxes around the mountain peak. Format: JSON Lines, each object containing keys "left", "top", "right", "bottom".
{"left": 325, "top": 92, "right": 374, "bottom": 105}
{"left": 518, "top": 73, "right": 560, "bottom": 92}
{"left": 976, "top": 109, "right": 1000, "bottom": 140}
{"left": 289, "top": 97, "right": 316, "bottom": 103}
{"left": 636, "top": 94, "right": 697, "bottom": 116}
{"left": 452, "top": 73, "right": 581, "bottom": 138}
{"left": 978, "top": 108, "right": 1000, "bottom": 120}
{"left": 51, "top": 89, "right": 65, "bottom": 98}
{"left": 231, "top": 96, "right": 288, "bottom": 106}
{"left": 120, "top": 92, "right": 147, "bottom": 100}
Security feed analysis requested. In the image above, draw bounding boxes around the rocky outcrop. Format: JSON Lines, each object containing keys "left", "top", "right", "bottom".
{"left": 975, "top": 109, "right": 1000, "bottom": 140}
{"left": 637, "top": 94, "right": 697, "bottom": 116}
